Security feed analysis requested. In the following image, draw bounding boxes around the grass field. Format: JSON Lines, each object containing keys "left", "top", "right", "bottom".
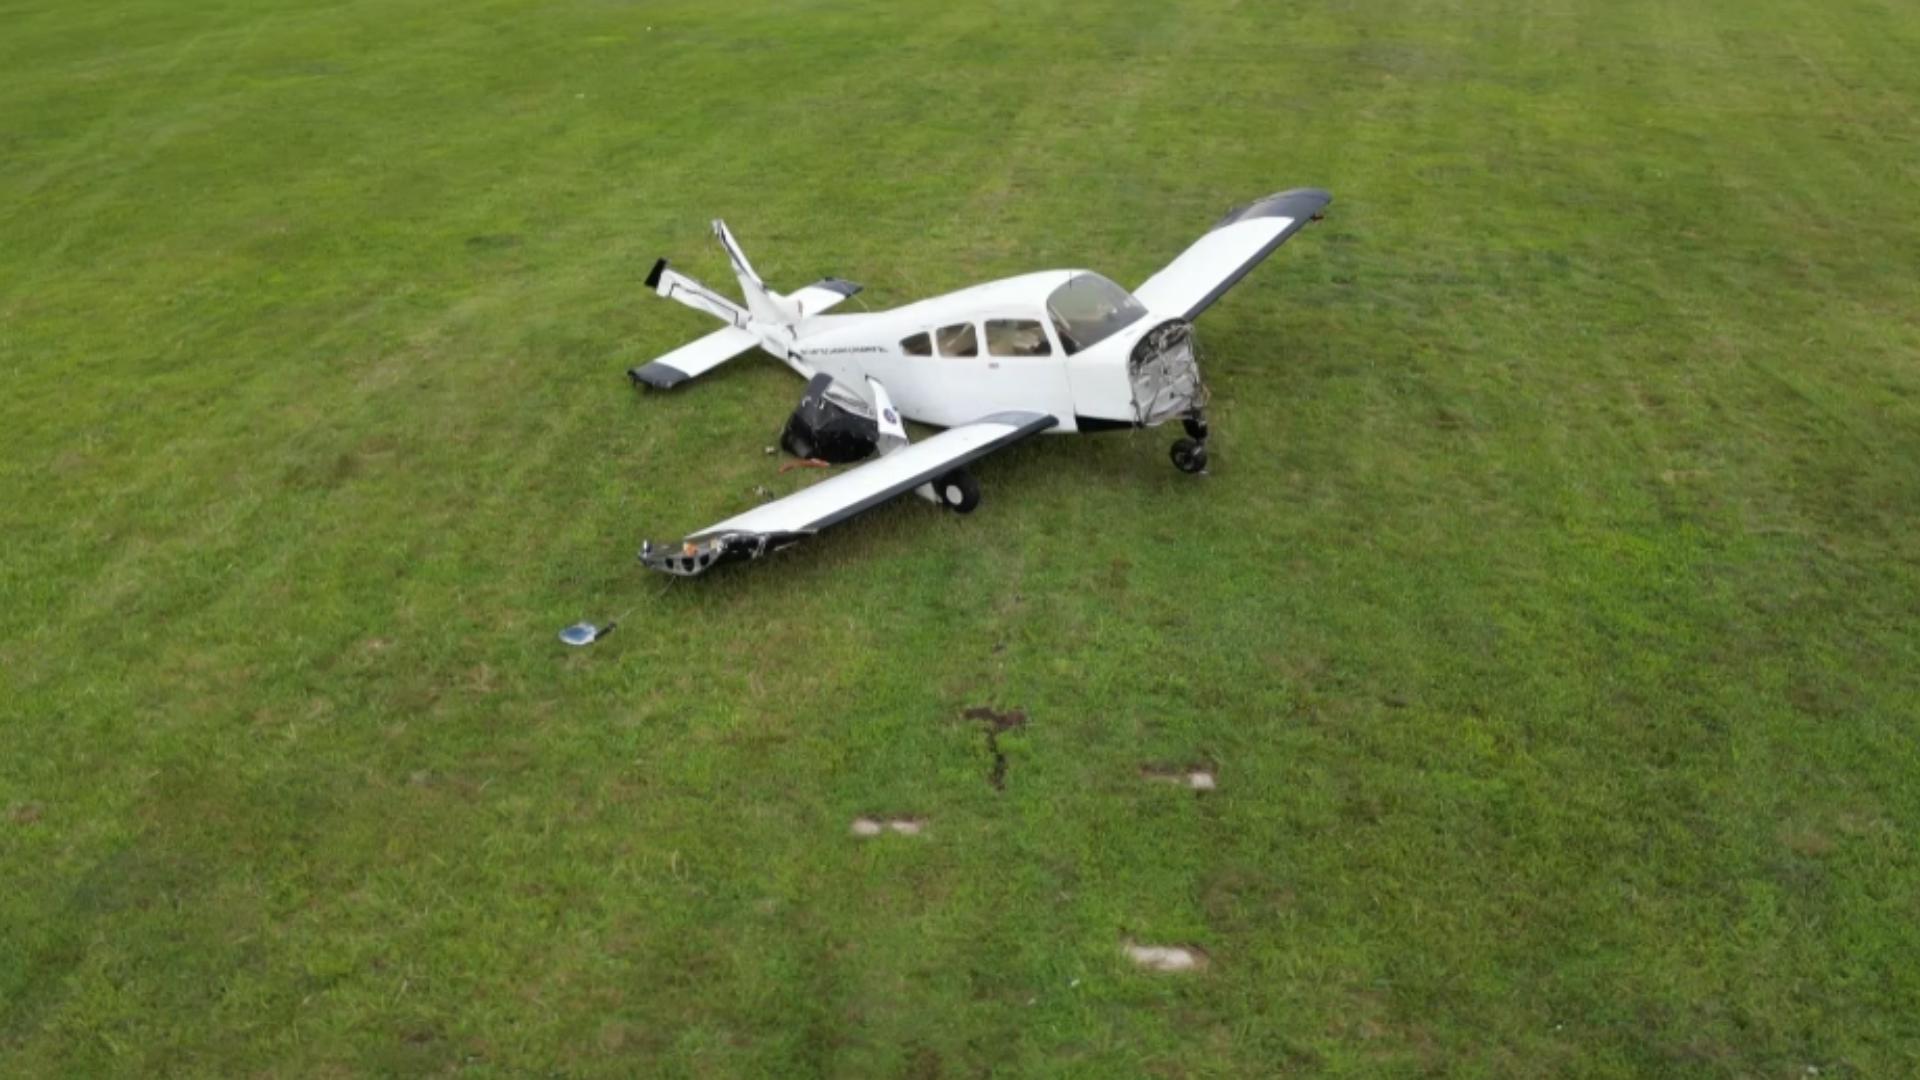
{"left": 5, "top": 0, "right": 1920, "bottom": 1074}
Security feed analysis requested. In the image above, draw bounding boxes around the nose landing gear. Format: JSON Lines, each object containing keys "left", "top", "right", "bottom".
{"left": 1170, "top": 413, "right": 1210, "bottom": 474}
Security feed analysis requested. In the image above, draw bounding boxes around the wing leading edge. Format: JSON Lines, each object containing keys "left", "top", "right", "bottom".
{"left": 1134, "top": 188, "right": 1331, "bottom": 322}
{"left": 640, "top": 412, "right": 1057, "bottom": 576}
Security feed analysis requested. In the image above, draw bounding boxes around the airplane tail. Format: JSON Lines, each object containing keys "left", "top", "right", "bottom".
{"left": 645, "top": 220, "right": 861, "bottom": 329}
{"left": 634, "top": 223, "right": 864, "bottom": 391}
{"left": 646, "top": 256, "right": 750, "bottom": 329}
{"left": 712, "top": 220, "right": 802, "bottom": 325}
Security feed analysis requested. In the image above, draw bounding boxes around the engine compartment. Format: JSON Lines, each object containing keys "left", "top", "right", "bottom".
{"left": 1129, "top": 320, "right": 1207, "bottom": 426}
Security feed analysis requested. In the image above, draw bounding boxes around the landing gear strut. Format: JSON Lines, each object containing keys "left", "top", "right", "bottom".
{"left": 1170, "top": 411, "right": 1210, "bottom": 474}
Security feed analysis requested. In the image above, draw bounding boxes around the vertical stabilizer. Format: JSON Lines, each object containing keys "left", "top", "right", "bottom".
{"left": 713, "top": 220, "right": 800, "bottom": 325}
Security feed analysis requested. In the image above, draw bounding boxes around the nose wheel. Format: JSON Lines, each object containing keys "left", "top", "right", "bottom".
{"left": 1170, "top": 414, "right": 1210, "bottom": 474}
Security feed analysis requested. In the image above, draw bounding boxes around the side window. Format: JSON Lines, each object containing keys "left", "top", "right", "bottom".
{"left": 901, "top": 332, "right": 932, "bottom": 357}
{"left": 985, "top": 319, "right": 1052, "bottom": 357}
{"left": 935, "top": 323, "right": 977, "bottom": 357}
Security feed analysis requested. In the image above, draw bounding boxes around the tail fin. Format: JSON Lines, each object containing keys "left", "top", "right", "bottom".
{"left": 648, "top": 221, "right": 861, "bottom": 329}
{"left": 712, "top": 220, "right": 801, "bottom": 324}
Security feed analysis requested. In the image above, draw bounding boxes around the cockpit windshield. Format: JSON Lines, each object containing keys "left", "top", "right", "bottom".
{"left": 1046, "top": 273, "right": 1148, "bottom": 355}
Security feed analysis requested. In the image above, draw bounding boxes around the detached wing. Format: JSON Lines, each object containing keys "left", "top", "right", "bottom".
{"left": 641, "top": 411, "right": 1056, "bottom": 576}
{"left": 1134, "top": 188, "right": 1331, "bottom": 321}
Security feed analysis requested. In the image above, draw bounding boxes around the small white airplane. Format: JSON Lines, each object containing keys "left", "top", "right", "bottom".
{"left": 630, "top": 187, "right": 1331, "bottom": 576}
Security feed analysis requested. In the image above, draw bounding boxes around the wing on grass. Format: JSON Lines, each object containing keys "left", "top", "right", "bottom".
{"left": 1134, "top": 188, "right": 1330, "bottom": 322}
{"left": 640, "top": 411, "right": 1056, "bottom": 576}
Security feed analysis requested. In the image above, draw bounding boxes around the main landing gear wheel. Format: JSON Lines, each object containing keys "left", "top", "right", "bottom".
{"left": 936, "top": 468, "right": 981, "bottom": 513}
{"left": 1170, "top": 437, "right": 1209, "bottom": 474}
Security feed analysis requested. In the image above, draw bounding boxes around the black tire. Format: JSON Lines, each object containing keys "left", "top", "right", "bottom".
{"left": 935, "top": 468, "right": 981, "bottom": 514}
{"left": 1170, "top": 438, "right": 1209, "bottom": 474}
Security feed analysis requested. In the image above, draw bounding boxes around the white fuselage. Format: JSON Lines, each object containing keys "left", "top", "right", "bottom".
{"left": 749, "top": 270, "right": 1174, "bottom": 433}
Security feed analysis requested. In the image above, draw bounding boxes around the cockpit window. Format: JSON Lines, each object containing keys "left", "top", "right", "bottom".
{"left": 1045, "top": 273, "right": 1147, "bottom": 355}
{"left": 986, "top": 319, "right": 1052, "bottom": 357}
{"left": 901, "top": 331, "right": 931, "bottom": 357}
{"left": 936, "top": 323, "right": 977, "bottom": 357}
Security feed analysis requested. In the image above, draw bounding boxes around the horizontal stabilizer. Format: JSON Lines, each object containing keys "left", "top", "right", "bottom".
{"left": 783, "top": 278, "right": 862, "bottom": 319}
{"left": 649, "top": 258, "right": 750, "bottom": 328}
{"left": 629, "top": 326, "right": 758, "bottom": 390}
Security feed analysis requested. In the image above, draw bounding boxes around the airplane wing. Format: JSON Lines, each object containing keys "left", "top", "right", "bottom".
{"left": 640, "top": 411, "right": 1057, "bottom": 576}
{"left": 1133, "top": 188, "right": 1330, "bottom": 322}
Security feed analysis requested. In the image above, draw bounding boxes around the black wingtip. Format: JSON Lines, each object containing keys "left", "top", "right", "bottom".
{"left": 629, "top": 361, "right": 691, "bottom": 390}
{"left": 645, "top": 258, "right": 667, "bottom": 289}
{"left": 1215, "top": 188, "right": 1334, "bottom": 229}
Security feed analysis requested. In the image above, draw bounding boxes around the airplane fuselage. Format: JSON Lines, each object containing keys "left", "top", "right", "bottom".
{"left": 753, "top": 270, "right": 1197, "bottom": 434}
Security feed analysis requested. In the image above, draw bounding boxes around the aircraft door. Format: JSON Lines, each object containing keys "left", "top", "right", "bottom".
{"left": 980, "top": 316, "right": 1073, "bottom": 421}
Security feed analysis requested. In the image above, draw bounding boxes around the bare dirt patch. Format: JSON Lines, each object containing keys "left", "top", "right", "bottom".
{"left": 850, "top": 816, "right": 926, "bottom": 838}
{"left": 1122, "top": 940, "right": 1211, "bottom": 972}
{"left": 964, "top": 706, "right": 1027, "bottom": 790}
{"left": 1141, "top": 764, "right": 1217, "bottom": 791}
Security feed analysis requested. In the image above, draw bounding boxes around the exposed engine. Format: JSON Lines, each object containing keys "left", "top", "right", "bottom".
{"left": 1129, "top": 320, "right": 1208, "bottom": 425}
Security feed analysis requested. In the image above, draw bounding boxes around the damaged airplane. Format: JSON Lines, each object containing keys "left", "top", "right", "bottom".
{"left": 629, "top": 188, "right": 1331, "bottom": 576}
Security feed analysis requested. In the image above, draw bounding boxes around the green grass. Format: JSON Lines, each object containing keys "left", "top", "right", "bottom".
{"left": 5, "top": 0, "right": 1920, "bottom": 1074}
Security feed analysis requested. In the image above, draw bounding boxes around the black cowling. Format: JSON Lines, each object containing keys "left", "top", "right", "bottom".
{"left": 779, "top": 373, "right": 878, "bottom": 464}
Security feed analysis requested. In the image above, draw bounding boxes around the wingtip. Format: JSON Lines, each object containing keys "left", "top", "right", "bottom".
{"left": 644, "top": 258, "right": 667, "bottom": 289}
{"left": 629, "top": 361, "right": 690, "bottom": 390}
{"left": 638, "top": 531, "right": 798, "bottom": 576}
{"left": 1215, "top": 188, "right": 1333, "bottom": 229}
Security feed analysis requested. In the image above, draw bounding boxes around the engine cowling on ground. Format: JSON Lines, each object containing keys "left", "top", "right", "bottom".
{"left": 780, "top": 373, "right": 879, "bottom": 463}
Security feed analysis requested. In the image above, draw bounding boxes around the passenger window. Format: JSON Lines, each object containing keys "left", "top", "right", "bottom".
{"left": 985, "top": 319, "right": 1052, "bottom": 357}
{"left": 901, "top": 332, "right": 931, "bottom": 357}
{"left": 935, "top": 323, "right": 977, "bottom": 357}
